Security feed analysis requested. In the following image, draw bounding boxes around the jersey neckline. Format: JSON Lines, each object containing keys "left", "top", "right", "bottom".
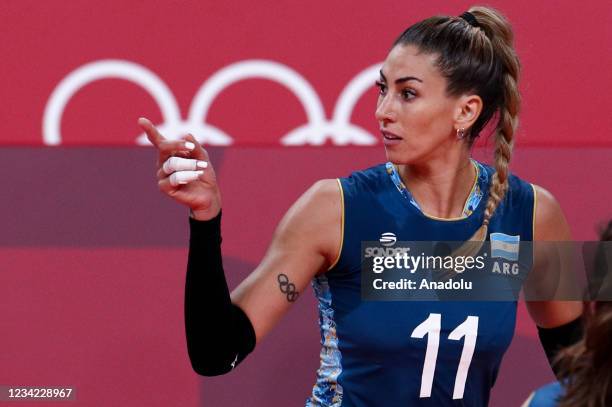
{"left": 384, "top": 158, "right": 489, "bottom": 223}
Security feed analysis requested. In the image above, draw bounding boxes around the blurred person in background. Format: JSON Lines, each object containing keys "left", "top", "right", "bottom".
{"left": 524, "top": 220, "right": 612, "bottom": 407}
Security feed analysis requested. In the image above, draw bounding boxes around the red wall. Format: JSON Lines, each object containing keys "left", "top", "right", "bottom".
{"left": 1, "top": 1, "right": 611, "bottom": 406}
{"left": 2, "top": 1, "right": 610, "bottom": 147}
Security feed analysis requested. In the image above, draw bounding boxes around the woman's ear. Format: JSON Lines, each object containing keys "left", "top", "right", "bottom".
{"left": 454, "top": 94, "right": 483, "bottom": 131}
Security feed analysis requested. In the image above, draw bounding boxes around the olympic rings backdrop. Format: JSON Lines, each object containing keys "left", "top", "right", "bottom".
{"left": 1, "top": 1, "right": 611, "bottom": 406}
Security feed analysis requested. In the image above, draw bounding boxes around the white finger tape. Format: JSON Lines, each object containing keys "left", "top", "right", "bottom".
{"left": 163, "top": 157, "right": 208, "bottom": 175}
{"left": 169, "top": 170, "right": 204, "bottom": 186}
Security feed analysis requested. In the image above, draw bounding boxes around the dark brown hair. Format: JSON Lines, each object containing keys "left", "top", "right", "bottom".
{"left": 393, "top": 6, "right": 521, "bottom": 241}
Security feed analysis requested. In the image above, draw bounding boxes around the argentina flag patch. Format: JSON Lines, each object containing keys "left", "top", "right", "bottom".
{"left": 490, "top": 233, "right": 520, "bottom": 261}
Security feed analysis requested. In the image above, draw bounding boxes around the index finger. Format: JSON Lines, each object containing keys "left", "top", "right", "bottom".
{"left": 138, "top": 117, "right": 165, "bottom": 147}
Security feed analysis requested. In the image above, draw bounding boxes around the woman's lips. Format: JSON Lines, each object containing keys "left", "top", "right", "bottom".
{"left": 381, "top": 129, "right": 402, "bottom": 146}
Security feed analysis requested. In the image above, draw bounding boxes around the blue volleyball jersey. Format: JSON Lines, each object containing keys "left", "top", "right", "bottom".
{"left": 526, "top": 381, "right": 564, "bottom": 407}
{"left": 306, "top": 159, "right": 536, "bottom": 406}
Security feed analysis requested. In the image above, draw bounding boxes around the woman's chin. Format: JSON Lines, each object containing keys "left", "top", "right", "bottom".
{"left": 384, "top": 147, "right": 415, "bottom": 164}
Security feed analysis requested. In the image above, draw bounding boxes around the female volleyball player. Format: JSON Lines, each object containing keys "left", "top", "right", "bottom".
{"left": 523, "top": 220, "right": 611, "bottom": 407}
{"left": 140, "top": 6, "right": 583, "bottom": 406}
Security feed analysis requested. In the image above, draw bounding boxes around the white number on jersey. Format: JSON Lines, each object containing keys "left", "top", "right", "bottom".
{"left": 411, "top": 313, "right": 479, "bottom": 399}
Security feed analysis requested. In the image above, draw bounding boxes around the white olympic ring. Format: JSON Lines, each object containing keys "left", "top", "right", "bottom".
{"left": 43, "top": 59, "right": 383, "bottom": 146}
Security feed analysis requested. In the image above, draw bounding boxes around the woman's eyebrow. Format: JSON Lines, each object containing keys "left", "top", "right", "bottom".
{"left": 379, "top": 69, "right": 423, "bottom": 84}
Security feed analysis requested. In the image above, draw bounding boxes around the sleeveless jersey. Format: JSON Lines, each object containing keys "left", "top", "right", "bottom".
{"left": 305, "top": 159, "right": 536, "bottom": 406}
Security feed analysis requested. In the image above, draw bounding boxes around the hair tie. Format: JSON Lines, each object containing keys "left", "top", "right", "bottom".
{"left": 459, "top": 11, "right": 479, "bottom": 28}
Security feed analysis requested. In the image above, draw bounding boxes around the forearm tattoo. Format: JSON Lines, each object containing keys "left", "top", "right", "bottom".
{"left": 277, "top": 273, "right": 299, "bottom": 302}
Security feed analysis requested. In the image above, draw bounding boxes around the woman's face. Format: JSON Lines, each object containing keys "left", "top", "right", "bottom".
{"left": 375, "top": 44, "right": 462, "bottom": 165}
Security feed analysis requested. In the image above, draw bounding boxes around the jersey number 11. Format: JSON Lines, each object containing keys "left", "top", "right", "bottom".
{"left": 411, "top": 313, "right": 479, "bottom": 400}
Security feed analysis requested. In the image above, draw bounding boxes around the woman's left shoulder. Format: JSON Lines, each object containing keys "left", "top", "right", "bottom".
{"left": 530, "top": 183, "right": 571, "bottom": 240}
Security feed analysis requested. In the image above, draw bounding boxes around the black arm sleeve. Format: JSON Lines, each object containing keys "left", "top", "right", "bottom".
{"left": 185, "top": 209, "right": 256, "bottom": 376}
{"left": 537, "top": 315, "right": 584, "bottom": 377}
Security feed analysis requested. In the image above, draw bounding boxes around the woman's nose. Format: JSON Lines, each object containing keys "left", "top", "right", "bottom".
{"left": 375, "top": 96, "right": 396, "bottom": 122}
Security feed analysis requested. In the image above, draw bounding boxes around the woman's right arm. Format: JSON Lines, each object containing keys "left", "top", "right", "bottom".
{"left": 139, "top": 118, "right": 342, "bottom": 375}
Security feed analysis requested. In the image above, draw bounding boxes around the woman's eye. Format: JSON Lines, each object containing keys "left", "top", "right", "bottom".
{"left": 375, "top": 80, "right": 387, "bottom": 95}
{"left": 402, "top": 89, "right": 416, "bottom": 100}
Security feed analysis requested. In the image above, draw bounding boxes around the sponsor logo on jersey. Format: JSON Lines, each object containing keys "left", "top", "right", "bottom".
{"left": 379, "top": 232, "right": 397, "bottom": 247}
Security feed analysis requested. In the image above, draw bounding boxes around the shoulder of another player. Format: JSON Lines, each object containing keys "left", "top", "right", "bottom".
{"left": 531, "top": 183, "right": 571, "bottom": 241}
